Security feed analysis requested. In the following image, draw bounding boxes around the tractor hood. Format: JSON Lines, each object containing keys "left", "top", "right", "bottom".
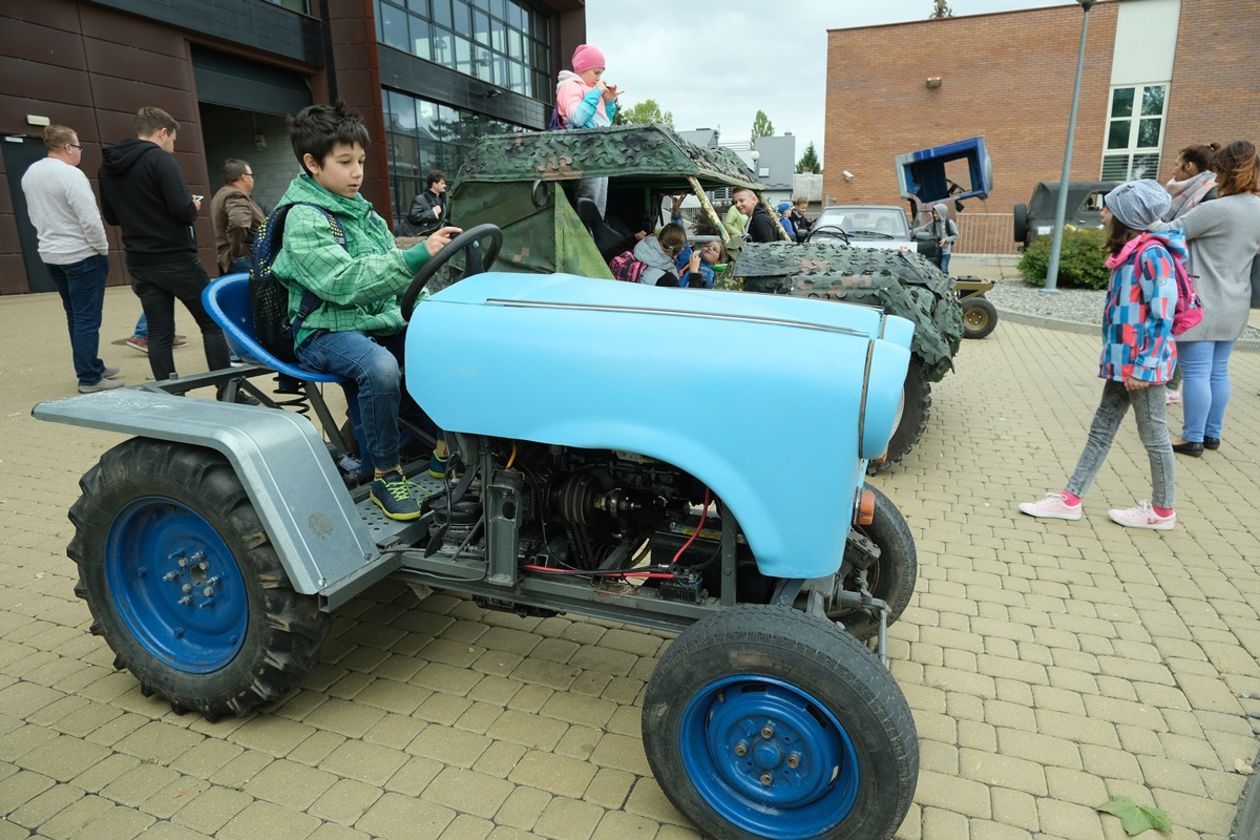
{"left": 407, "top": 274, "right": 914, "bottom": 579}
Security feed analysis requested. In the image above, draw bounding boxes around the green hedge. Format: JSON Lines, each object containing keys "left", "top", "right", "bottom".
{"left": 1018, "top": 228, "right": 1110, "bottom": 290}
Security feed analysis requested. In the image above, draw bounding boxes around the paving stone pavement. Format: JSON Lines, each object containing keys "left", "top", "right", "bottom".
{"left": 1, "top": 287, "right": 1259, "bottom": 840}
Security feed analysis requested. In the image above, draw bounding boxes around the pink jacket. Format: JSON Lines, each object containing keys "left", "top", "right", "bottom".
{"left": 555, "top": 70, "right": 615, "bottom": 128}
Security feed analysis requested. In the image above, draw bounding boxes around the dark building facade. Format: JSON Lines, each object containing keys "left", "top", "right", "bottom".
{"left": 0, "top": 0, "right": 585, "bottom": 294}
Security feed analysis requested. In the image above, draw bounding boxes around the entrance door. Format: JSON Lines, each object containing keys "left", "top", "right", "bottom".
{"left": 3, "top": 135, "right": 56, "bottom": 293}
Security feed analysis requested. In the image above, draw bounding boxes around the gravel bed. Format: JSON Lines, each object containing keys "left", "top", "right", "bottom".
{"left": 986, "top": 278, "right": 1260, "bottom": 340}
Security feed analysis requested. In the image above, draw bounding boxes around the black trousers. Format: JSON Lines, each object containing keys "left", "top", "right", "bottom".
{"left": 129, "top": 255, "right": 231, "bottom": 383}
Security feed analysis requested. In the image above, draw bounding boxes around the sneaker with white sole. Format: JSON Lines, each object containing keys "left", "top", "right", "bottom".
{"left": 1166, "top": 389, "right": 1182, "bottom": 405}
{"left": 102, "top": 365, "right": 120, "bottom": 379}
{"left": 1018, "top": 493, "right": 1082, "bottom": 521}
{"left": 78, "top": 377, "right": 124, "bottom": 394}
{"left": 1108, "top": 501, "right": 1175, "bottom": 530}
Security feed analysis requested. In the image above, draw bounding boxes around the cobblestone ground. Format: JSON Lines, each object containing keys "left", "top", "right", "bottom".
{"left": 1, "top": 287, "right": 1258, "bottom": 840}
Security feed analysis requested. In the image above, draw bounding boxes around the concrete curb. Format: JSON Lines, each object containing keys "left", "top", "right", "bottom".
{"left": 1231, "top": 748, "right": 1260, "bottom": 840}
{"left": 992, "top": 307, "right": 1260, "bottom": 353}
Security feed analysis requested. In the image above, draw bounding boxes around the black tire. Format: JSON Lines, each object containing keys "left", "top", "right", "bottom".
{"left": 868, "top": 360, "right": 930, "bottom": 475}
{"left": 68, "top": 439, "right": 330, "bottom": 720}
{"left": 830, "top": 485, "right": 917, "bottom": 641}
{"left": 961, "top": 297, "right": 998, "bottom": 340}
{"left": 642, "top": 605, "right": 918, "bottom": 840}
{"left": 1013, "top": 203, "right": 1029, "bottom": 243}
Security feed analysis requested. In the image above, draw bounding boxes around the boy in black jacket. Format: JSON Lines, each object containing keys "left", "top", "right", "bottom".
{"left": 99, "top": 106, "right": 231, "bottom": 385}
{"left": 732, "top": 187, "right": 780, "bottom": 243}
{"left": 399, "top": 169, "right": 448, "bottom": 236}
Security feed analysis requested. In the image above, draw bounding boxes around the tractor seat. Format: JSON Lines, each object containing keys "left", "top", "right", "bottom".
{"left": 202, "top": 273, "right": 341, "bottom": 384}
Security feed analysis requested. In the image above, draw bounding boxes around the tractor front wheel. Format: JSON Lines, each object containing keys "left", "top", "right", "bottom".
{"left": 643, "top": 605, "right": 918, "bottom": 839}
{"left": 69, "top": 439, "right": 330, "bottom": 720}
{"left": 830, "top": 485, "right": 917, "bottom": 641}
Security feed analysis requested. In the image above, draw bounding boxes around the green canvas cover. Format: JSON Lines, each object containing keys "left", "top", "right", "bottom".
{"left": 453, "top": 125, "right": 763, "bottom": 190}
{"left": 734, "top": 244, "right": 964, "bottom": 381}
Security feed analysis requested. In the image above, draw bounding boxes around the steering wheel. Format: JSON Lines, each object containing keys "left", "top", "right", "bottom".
{"left": 805, "top": 225, "right": 851, "bottom": 246}
{"left": 400, "top": 224, "right": 503, "bottom": 319}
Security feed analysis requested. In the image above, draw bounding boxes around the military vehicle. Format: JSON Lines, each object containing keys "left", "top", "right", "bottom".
{"left": 447, "top": 125, "right": 963, "bottom": 472}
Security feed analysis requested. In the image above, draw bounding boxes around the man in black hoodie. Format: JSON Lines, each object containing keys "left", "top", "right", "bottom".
{"left": 99, "top": 106, "right": 230, "bottom": 385}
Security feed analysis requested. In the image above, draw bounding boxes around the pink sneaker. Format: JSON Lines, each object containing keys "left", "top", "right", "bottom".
{"left": 1108, "top": 502, "right": 1175, "bottom": 530}
{"left": 1018, "top": 494, "right": 1082, "bottom": 521}
{"left": 1166, "top": 389, "right": 1182, "bottom": 405}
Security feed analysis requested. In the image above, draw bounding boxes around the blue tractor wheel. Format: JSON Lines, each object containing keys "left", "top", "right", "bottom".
{"left": 69, "top": 439, "right": 330, "bottom": 720}
{"left": 642, "top": 605, "right": 917, "bottom": 839}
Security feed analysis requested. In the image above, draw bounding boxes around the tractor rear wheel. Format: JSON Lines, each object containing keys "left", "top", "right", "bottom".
{"left": 69, "top": 439, "right": 330, "bottom": 720}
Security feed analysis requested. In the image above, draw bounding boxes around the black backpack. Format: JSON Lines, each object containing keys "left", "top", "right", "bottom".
{"left": 249, "top": 202, "right": 346, "bottom": 364}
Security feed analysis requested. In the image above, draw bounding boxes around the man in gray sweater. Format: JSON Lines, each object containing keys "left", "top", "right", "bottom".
{"left": 20, "top": 124, "right": 122, "bottom": 393}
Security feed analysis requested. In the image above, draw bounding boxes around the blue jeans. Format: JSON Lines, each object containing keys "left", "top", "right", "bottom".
{"left": 134, "top": 313, "right": 148, "bottom": 338}
{"left": 1177, "top": 339, "right": 1235, "bottom": 442}
{"left": 298, "top": 330, "right": 407, "bottom": 471}
{"left": 1067, "top": 380, "right": 1174, "bottom": 509}
{"left": 47, "top": 255, "right": 109, "bottom": 386}
{"left": 938, "top": 252, "right": 952, "bottom": 275}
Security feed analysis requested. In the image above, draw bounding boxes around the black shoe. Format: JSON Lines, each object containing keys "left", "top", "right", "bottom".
{"left": 370, "top": 471, "right": 422, "bottom": 521}
{"left": 1172, "top": 441, "right": 1203, "bottom": 457}
{"left": 1203, "top": 437, "right": 1220, "bottom": 450}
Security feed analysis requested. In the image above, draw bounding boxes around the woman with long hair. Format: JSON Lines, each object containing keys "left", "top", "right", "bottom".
{"left": 1019, "top": 180, "right": 1182, "bottom": 530}
{"left": 1152, "top": 140, "right": 1260, "bottom": 455}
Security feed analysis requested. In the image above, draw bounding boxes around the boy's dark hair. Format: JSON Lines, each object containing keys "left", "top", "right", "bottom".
{"left": 426, "top": 169, "right": 446, "bottom": 188}
{"left": 290, "top": 101, "right": 371, "bottom": 169}
{"left": 135, "top": 106, "right": 178, "bottom": 137}
{"left": 223, "top": 158, "right": 251, "bottom": 183}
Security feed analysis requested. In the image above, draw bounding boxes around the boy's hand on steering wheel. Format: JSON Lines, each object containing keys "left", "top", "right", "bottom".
{"left": 425, "top": 226, "right": 462, "bottom": 257}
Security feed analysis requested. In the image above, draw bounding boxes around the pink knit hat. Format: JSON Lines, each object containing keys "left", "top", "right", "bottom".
{"left": 571, "top": 44, "right": 606, "bottom": 75}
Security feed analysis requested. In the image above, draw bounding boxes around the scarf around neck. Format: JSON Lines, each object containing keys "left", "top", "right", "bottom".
{"left": 1163, "top": 170, "right": 1216, "bottom": 221}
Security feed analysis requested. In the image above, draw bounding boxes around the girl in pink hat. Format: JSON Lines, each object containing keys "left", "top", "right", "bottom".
{"left": 555, "top": 44, "right": 619, "bottom": 129}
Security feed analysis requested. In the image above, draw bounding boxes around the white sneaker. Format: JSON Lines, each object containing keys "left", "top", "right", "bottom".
{"left": 1108, "top": 501, "right": 1175, "bottom": 530}
{"left": 1166, "top": 389, "right": 1182, "bottom": 405}
{"left": 1018, "top": 493, "right": 1082, "bottom": 521}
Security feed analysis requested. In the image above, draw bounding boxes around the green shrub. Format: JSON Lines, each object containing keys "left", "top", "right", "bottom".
{"left": 1018, "top": 228, "right": 1110, "bottom": 290}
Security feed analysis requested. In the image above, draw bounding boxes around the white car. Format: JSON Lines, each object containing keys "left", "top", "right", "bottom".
{"left": 808, "top": 205, "right": 915, "bottom": 252}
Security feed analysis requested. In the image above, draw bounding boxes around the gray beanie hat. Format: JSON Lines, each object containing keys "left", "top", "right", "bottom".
{"left": 1104, "top": 180, "right": 1172, "bottom": 231}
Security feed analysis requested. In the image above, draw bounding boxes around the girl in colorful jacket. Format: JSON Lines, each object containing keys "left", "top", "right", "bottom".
{"left": 1019, "top": 179, "right": 1184, "bottom": 530}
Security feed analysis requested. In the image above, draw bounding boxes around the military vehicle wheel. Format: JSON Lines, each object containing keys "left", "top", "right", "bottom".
{"left": 868, "top": 361, "right": 929, "bottom": 475}
{"left": 830, "top": 485, "right": 917, "bottom": 641}
{"left": 962, "top": 297, "right": 998, "bottom": 340}
{"left": 69, "top": 439, "right": 330, "bottom": 720}
{"left": 1013, "top": 203, "right": 1029, "bottom": 244}
{"left": 643, "top": 605, "right": 918, "bottom": 840}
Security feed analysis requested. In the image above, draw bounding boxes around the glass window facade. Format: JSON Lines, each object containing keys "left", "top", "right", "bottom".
{"left": 1102, "top": 83, "right": 1169, "bottom": 181}
{"left": 374, "top": 0, "right": 551, "bottom": 100}
{"left": 381, "top": 88, "right": 528, "bottom": 224}
{"left": 262, "top": 0, "right": 310, "bottom": 12}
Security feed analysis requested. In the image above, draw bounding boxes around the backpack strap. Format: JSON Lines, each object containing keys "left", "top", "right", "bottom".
{"left": 267, "top": 202, "right": 348, "bottom": 335}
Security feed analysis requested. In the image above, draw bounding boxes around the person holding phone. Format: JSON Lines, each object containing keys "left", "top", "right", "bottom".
{"left": 554, "top": 44, "right": 619, "bottom": 217}
{"left": 99, "top": 106, "right": 234, "bottom": 392}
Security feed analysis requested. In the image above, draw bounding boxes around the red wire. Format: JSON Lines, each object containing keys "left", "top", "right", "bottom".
{"left": 670, "top": 489, "right": 712, "bottom": 566}
{"left": 521, "top": 564, "right": 675, "bottom": 580}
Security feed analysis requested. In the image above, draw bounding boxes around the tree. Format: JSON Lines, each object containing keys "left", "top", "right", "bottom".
{"left": 616, "top": 99, "right": 675, "bottom": 129}
{"left": 929, "top": 0, "right": 954, "bottom": 18}
{"left": 796, "top": 142, "right": 821, "bottom": 174}
{"left": 750, "top": 110, "right": 774, "bottom": 142}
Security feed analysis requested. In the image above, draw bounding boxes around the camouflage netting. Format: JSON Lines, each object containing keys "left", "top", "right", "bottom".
{"left": 454, "top": 125, "right": 762, "bottom": 189}
{"left": 733, "top": 244, "right": 964, "bottom": 381}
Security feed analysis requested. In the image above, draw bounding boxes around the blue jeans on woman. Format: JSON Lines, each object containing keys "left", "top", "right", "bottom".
{"left": 1177, "top": 339, "right": 1236, "bottom": 443}
{"left": 47, "top": 254, "right": 109, "bottom": 386}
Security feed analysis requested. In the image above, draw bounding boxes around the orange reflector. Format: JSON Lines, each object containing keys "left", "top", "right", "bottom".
{"left": 857, "top": 489, "right": 876, "bottom": 526}
{"left": 871, "top": 455, "right": 888, "bottom": 466}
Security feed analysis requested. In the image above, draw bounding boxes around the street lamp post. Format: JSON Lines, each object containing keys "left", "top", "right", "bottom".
{"left": 1044, "top": 0, "right": 1097, "bottom": 292}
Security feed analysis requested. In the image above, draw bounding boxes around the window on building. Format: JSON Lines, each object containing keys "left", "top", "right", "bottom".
{"left": 1101, "top": 83, "right": 1168, "bottom": 181}
{"left": 262, "top": 0, "right": 310, "bottom": 13}
{"left": 374, "top": 0, "right": 551, "bottom": 101}
{"left": 380, "top": 88, "right": 528, "bottom": 223}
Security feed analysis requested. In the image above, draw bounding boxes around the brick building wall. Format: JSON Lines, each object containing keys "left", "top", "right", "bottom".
{"left": 1161, "top": 0, "right": 1260, "bottom": 167}
{"left": 824, "top": 3, "right": 1121, "bottom": 214}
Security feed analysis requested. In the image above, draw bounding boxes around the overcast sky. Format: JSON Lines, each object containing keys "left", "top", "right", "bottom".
{"left": 586, "top": 0, "right": 1072, "bottom": 161}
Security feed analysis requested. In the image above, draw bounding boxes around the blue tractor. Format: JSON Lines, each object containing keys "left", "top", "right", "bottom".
{"left": 36, "top": 216, "right": 920, "bottom": 837}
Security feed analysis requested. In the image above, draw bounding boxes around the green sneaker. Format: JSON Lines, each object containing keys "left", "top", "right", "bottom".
{"left": 370, "top": 471, "right": 422, "bottom": 521}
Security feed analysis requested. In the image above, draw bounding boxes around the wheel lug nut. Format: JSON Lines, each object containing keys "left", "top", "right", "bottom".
{"left": 734, "top": 742, "right": 748, "bottom": 757}
{"left": 177, "top": 557, "right": 187, "bottom": 567}
{"left": 761, "top": 725, "right": 775, "bottom": 740}
{"left": 760, "top": 772, "right": 773, "bottom": 786}
{"left": 178, "top": 596, "right": 192, "bottom": 606}
{"left": 182, "top": 584, "right": 193, "bottom": 593}
{"left": 203, "top": 587, "right": 214, "bottom": 597}
{"left": 787, "top": 753, "right": 801, "bottom": 769}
